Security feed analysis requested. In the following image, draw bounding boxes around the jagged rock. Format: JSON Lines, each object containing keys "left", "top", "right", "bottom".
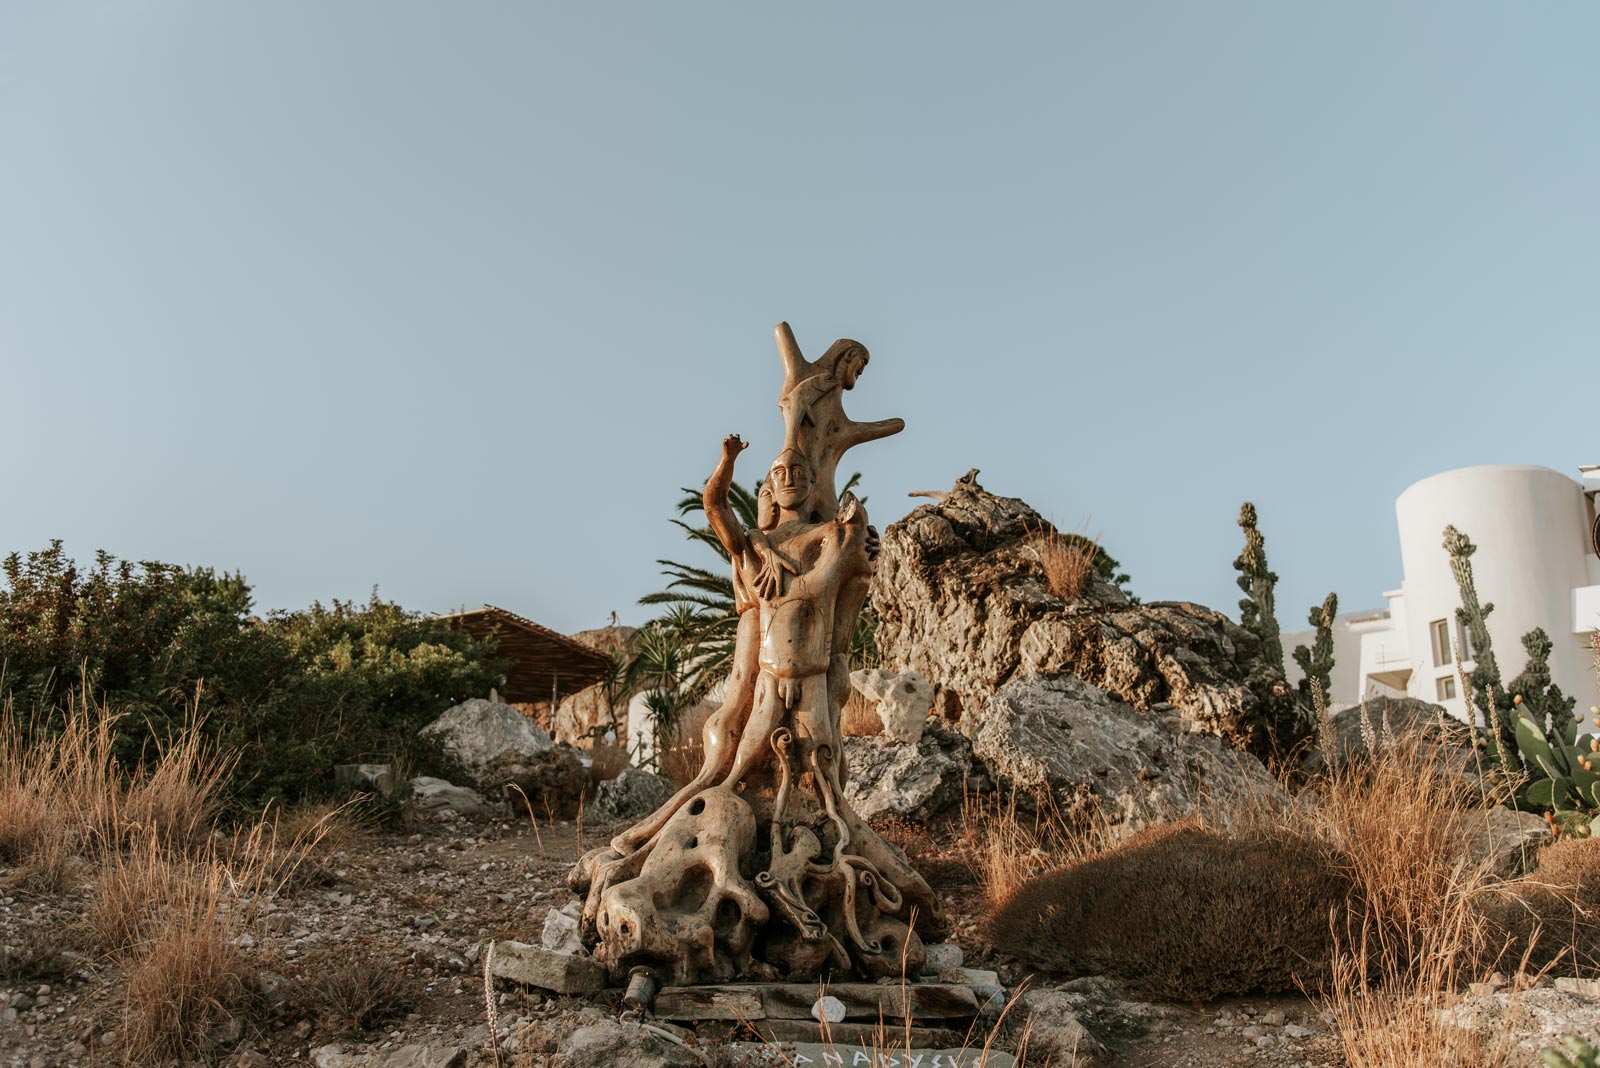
{"left": 1326, "top": 696, "right": 1471, "bottom": 762}
{"left": 552, "top": 1020, "right": 702, "bottom": 1068}
{"left": 1443, "top": 987, "right": 1600, "bottom": 1062}
{"left": 419, "top": 698, "right": 553, "bottom": 785}
{"left": 541, "top": 901, "right": 583, "bottom": 955}
{"left": 487, "top": 747, "right": 589, "bottom": 818}
{"left": 1469, "top": 805, "right": 1553, "bottom": 878}
{"left": 490, "top": 940, "right": 607, "bottom": 994}
{"left": 871, "top": 476, "right": 1299, "bottom": 755}
{"left": 588, "top": 767, "right": 672, "bottom": 823}
{"left": 844, "top": 720, "right": 982, "bottom": 821}
{"left": 409, "top": 776, "right": 486, "bottom": 816}
{"left": 850, "top": 668, "right": 935, "bottom": 743}
{"left": 969, "top": 674, "right": 1282, "bottom": 824}
{"left": 1016, "top": 989, "right": 1107, "bottom": 1065}
{"left": 312, "top": 1044, "right": 466, "bottom": 1068}
{"left": 553, "top": 626, "right": 636, "bottom": 746}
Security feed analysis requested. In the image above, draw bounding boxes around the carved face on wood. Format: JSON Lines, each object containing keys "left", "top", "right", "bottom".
{"left": 768, "top": 449, "right": 813, "bottom": 511}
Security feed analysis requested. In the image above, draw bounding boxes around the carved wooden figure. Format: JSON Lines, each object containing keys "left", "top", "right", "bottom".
{"left": 569, "top": 323, "right": 944, "bottom": 985}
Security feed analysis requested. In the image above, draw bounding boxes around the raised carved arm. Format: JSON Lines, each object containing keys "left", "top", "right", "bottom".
{"left": 705, "top": 434, "right": 750, "bottom": 559}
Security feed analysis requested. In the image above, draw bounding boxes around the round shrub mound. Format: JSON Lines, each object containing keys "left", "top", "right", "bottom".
{"left": 1492, "top": 835, "right": 1600, "bottom": 972}
{"left": 985, "top": 820, "right": 1352, "bottom": 1001}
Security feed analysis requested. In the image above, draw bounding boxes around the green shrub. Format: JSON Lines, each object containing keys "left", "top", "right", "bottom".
{"left": 1, "top": 543, "right": 503, "bottom": 807}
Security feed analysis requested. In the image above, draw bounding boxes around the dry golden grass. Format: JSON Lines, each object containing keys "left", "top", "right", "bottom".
{"left": 0, "top": 692, "right": 346, "bottom": 1063}
{"left": 587, "top": 743, "right": 631, "bottom": 784}
{"left": 840, "top": 689, "right": 883, "bottom": 737}
{"left": 1026, "top": 522, "right": 1101, "bottom": 602}
{"left": 960, "top": 789, "right": 1116, "bottom": 908}
{"left": 659, "top": 702, "right": 712, "bottom": 789}
{"left": 0, "top": 691, "right": 234, "bottom": 877}
{"left": 971, "top": 731, "right": 1533, "bottom": 1061}
{"left": 989, "top": 820, "right": 1351, "bottom": 1000}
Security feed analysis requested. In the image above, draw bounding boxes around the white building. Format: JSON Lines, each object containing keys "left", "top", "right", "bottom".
{"left": 1354, "top": 464, "right": 1600, "bottom": 722}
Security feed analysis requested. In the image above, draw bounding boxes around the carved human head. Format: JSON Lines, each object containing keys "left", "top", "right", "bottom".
{"left": 820, "top": 339, "right": 870, "bottom": 390}
{"left": 768, "top": 448, "right": 813, "bottom": 510}
{"left": 756, "top": 476, "right": 778, "bottom": 531}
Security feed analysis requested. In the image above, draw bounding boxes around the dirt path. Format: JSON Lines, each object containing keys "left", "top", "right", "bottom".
{"left": 2, "top": 808, "right": 1344, "bottom": 1067}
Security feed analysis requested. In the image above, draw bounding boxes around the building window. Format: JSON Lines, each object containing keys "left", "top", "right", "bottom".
{"left": 1436, "top": 675, "right": 1457, "bottom": 701}
{"left": 1457, "top": 620, "right": 1474, "bottom": 660}
{"left": 1430, "top": 619, "right": 1452, "bottom": 667}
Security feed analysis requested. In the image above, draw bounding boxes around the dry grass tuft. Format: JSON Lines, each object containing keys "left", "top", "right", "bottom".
{"left": 840, "top": 689, "right": 883, "bottom": 737}
{"left": 0, "top": 926, "right": 78, "bottom": 982}
{"left": 961, "top": 789, "right": 1115, "bottom": 908}
{"left": 0, "top": 691, "right": 348, "bottom": 1063}
{"left": 1027, "top": 522, "right": 1101, "bottom": 602}
{"left": 659, "top": 702, "right": 712, "bottom": 790}
{"left": 295, "top": 941, "right": 420, "bottom": 1033}
{"left": 588, "top": 743, "right": 631, "bottom": 784}
{"left": 1490, "top": 835, "right": 1600, "bottom": 973}
{"left": 0, "top": 691, "right": 234, "bottom": 870}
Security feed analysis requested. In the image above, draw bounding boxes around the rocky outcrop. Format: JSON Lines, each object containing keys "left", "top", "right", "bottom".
{"left": 588, "top": 767, "right": 672, "bottom": 823}
{"left": 419, "top": 699, "right": 554, "bottom": 786}
{"left": 871, "top": 475, "right": 1300, "bottom": 756}
{"left": 487, "top": 748, "right": 589, "bottom": 819}
{"left": 552, "top": 626, "right": 635, "bottom": 747}
{"left": 844, "top": 721, "right": 985, "bottom": 822}
{"left": 969, "top": 674, "right": 1282, "bottom": 824}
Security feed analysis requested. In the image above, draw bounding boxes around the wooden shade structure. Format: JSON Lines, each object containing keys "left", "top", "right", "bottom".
{"left": 436, "top": 604, "right": 613, "bottom": 705}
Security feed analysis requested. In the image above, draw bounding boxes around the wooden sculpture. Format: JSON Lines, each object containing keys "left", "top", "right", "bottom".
{"left": 568, "top": 323, "right": 944, "bottom": 986}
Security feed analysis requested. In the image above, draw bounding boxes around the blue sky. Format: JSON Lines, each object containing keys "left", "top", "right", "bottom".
{"left": 1, "top": 3, "right": 1595, "bottom": 635}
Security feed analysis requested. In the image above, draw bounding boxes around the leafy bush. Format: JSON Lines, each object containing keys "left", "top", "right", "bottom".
{"left": 0, "top": 542, "right": 503, "bottom": 807}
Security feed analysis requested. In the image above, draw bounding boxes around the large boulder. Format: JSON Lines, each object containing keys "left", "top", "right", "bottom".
{"left": 552, "top": 626, "right": 636, "bottom": 746}
{"left": 419, "top": 698, "right": 553, "bottom": 785}
{"left": 871, "top": 474, "right": 1300, "bottom": 756}
{"left": 968, "top": 673, "right": 1283, "bottom": 825}
{"left": 845, "top": 720, "right": 985, "bottom": 822}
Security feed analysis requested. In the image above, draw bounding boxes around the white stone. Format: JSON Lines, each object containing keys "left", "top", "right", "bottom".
{"left": 541, "top": 901, "right": 583, "bottom": 955}
{"left": 409, "top": 776, "right": 486, "bottom": 815}
{"left": 920, "top": 942, "right": 964, "bottom": 975}
{"left": 811, "top": 995, "right": 846, "bottom": 1023}
{"left": 850, "top": 668, "right": 933, "bottom": 743}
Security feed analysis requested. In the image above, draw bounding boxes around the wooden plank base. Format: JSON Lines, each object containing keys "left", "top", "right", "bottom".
{"left": 653, "top": 982, "right": 982, "bottom": 1023}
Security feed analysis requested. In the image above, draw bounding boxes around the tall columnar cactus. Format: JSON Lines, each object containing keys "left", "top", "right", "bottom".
{"left": 1443, "top": 524, "right": 1514, "bottom": 758}
{"left": 1291, "top": 592, "right": 1338, "bottom": 713}
{"left": 1234, "top": 502, "right": 1284, "bottom": 672}
{"left": 1509, "top": 628, "right": 1577, "bottom": 730}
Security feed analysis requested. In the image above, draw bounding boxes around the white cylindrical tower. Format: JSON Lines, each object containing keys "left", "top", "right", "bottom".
{"left": 1395, "top": 464, "right": 1594, "bottom": 721}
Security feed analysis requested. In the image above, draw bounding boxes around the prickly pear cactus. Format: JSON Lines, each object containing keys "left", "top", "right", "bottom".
{"left": 1515, "top": 702, "right": 1600, "bottom": 837}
